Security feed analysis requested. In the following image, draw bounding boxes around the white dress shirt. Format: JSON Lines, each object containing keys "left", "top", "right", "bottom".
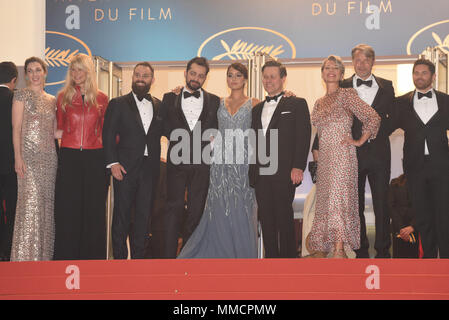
{"left": 353, "top": 74, "right": 379, "bottom": 106}
{"left": 133, "top": 92, "right": 153, "bottom": 156}
{"left": 106, "top": 92, "right": 153, "bottom": 168}
{"left": 413, "top": 89, "right": 438, "bottom": 155}
{"left": 181, "top": 88, "right": 203, "bottom": 131}
{"left": 261, "top": 95, "right": 282, "bottom": 135}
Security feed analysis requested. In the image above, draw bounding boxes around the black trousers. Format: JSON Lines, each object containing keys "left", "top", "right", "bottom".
{"left": 112, "top": 156, "right": 158, "bottom": 259}
{"left": 356, "top": 165, "right": 391, "bottom": 258}
{"left": 255, "top": 176, "right": 296, "bottom": 258}
{"left": 406, "top": 160, "right": 449, "bottom": 258}
{"left": 164, "top": 164, "right": 210, "bottom": 258}
{"left": 0, "top": 172, "right": 17, "bottom": 259}
{"left": 54, "top": 148, "right": 108, "bottom": 260}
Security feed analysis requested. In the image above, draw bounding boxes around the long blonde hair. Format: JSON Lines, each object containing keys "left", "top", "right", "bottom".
{"left": 59, "top": 53, "right": 98, "bottom": 111}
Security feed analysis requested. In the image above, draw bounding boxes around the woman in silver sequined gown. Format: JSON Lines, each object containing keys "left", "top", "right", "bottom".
{"left": 178, "top": 63, "right": 258, "bottom": 258}
{"left": 10, "top": 57, "right": 57, "bottom": 261}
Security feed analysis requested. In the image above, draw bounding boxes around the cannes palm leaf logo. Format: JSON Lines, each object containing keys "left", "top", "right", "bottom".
{"left": 45, "top": 47, "right": 80, "bottom": 67}
{"left": 213, "top": 39, "right": 285, "bottom": 60}
{"left": 431, "top": 32, "right": 449, "bottom": 54}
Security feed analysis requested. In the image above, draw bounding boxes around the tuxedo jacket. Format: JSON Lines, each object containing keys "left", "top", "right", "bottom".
{"left": 249, "top": 96, "right": 311, "bottom": 187}
{"left": 0, "top": 87, "right": 15, "bottom": 174}
{"left": 160, "top": 90, "right": 220, "bottom": 167}
{"left": 103, "top": 92, "right": 163, "bottom": 173}
{"left": 341, "top": 75, "right": 395, "bottom": 169}
{"left": 392, "top": 90, "right": 449, "bottom": 174}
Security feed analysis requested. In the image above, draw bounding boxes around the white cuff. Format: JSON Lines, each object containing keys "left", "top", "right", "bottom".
{"left": 107, "top": 162, "right": 119, "bottom": 169}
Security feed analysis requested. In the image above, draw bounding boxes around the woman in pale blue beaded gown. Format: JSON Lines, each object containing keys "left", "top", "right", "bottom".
{"left": 178, "top": 63, "right": 259, "bottom": 258}
{"left": 10, "top": 57, "right": 57, "bottom": 261}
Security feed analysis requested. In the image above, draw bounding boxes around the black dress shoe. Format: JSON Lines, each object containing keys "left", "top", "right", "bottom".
{"left": 355, "top": 251, "right": 370, "bottom": 258}
{"left": 375, "top": 252, "right": 391, "bottom": 259}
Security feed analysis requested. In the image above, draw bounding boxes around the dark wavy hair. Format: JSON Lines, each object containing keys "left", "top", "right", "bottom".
{"left": 186, "top": 57, "right": 210, "bottom": 75}
{"left": 24, "top": 56, "right": 47, "bottom": 75}
{"left": 413, "top": 58, "right": 435, "bottom": 75}
{"left": 0, "top": 61, "right": 18, "bottom": 84}
{"left": 227, "top": 62, "right": 248, "bottom": 79}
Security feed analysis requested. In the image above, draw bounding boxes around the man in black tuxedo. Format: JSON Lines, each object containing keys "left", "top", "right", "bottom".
{"left": 161, "top": 57, "right": 220, "bottom": 258}
{"left": 340, "top": 44, "right": 395, "bottom": 258}
{"left": 391, "top": 59, "right": 449, "bottom": 258}
{"left": 103, "top": 62, "right": 164, "bottom": 259}
{"left": 0, "top": 62, "right": 18, "bottom": 261}
{"left": 249, "top": 60, "right": 311, "bottom": 258}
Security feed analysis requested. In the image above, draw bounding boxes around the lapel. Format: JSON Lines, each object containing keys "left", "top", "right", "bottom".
{"left": 193, "top": 89, "right": 209, "bottom": 132}
{"left": 408, "top": 91, "right": 425, "bottom": 126}
{"left": 348, "top": 74, "right": 383, "bottom": 109}
{"left": 371, "top": 75, "right": 385, "bottom": 109}
{"left": 426, "top": 89, "right": 443, "bottom": 126}
{"left": 176, "top": 90, "right": 191, "bottom": 131}
{"left": 409, "top": 89, "right": 442, "bottom": 127}
{"left": 126, "top": 92, "right": 146, "bottom": 134}
{"left": 255, "top": 103, "right": 263, "bottom": 129}
{"left": 146, "top": 95, "right": 159, "bottom": 135}
{"left": 265, "top": 96, "right": 286, "bottom": 138}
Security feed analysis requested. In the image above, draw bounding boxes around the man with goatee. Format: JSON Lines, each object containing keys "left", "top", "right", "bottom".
{"left": 103, "top": 62, "right": 164, "bottom": 259}
{"left": 391, "top": 59, "right": 449, "bottom": 258}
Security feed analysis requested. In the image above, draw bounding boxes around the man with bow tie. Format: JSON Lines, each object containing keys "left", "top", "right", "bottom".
{"left": 340, "top": 44, "right": 395, "bottom": 258}
{"left": 103, "top": 62, "right": 164, "bottom": 259}
{"left": 161, "top": 57, "right": 220, "bottom": 258}
{"left": 249, "top": 60, "right": 311, "bottom": 258}
{"left": 391, "top": 59, "right": 449, "bottom": 258}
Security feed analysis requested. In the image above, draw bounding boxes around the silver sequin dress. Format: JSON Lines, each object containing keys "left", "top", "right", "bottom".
{"left": 10, "top": 88, "right": 57, "bottom": 261}
{"left": 178, "top": 99, "right": 258, "bottom": 258}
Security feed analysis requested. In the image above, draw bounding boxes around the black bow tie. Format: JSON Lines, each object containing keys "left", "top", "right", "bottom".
{"left": 417, "top": 91, "right": 432, "bottom": 99}
{"left": 356, "top": 78, "right": 373, "bottom": 87}
{"left": 136, "top": 93, "right": 151, "bottom": 102}
{"left": 266, "top": 92, "right": 284, "bottom": 103}
{"left": 183, "top": 90, "right": 200, "bottom": 99}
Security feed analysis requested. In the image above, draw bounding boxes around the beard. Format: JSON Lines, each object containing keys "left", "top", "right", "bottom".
{"left": 414, "top": 78, "right": 433, "bottom": 91}
{"left": 132, "top": 81, "right": 151, "bottom": 99}
{"left": 186, "top": 79, "right": 202, "bottom": 91}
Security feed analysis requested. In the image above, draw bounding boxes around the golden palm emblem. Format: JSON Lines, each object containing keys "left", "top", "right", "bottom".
{"left": 213, "top": 39, "right": 285, "bottom": 60}
{"left": 431, "top": 32, "right": 449, "bottom": 54}
{"left": 44, "top": 47, "right": 80, "bottom": 67}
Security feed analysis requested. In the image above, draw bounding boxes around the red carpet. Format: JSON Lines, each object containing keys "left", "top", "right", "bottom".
{"left": 0, "top": 259, "right": 448, "bottom": 300}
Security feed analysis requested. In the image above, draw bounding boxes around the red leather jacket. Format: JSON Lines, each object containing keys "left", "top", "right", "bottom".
{"left": 57, "top": 87, "right": 109, "bottom": 150}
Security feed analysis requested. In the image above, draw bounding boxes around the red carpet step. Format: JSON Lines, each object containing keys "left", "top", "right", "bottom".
{"left": 0, "top": 259, "right": 448, "bottom": 300}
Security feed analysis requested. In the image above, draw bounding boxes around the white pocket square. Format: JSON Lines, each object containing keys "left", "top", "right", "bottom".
{"left": 281, "top": 111, "right": 291, "bottom": 114}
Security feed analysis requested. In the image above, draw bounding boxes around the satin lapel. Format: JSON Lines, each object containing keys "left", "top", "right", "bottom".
{"left": 175, "top": 92, "right": 190, "bottom": 131}
{"left": 371, "top": 75, "right": 384, "bottom": 109}
{"left": 255, "top": 104, "right": 263, "bottom": 130}
{"left": 426, "top": 90, "right": 443, "bottom": 125}
{"left": 147, "top": 95, "right": 159, "bottom": 135}
{"left": 194, "top": 90, "right": 208, "bottom": 131}
{"left": 409, "top": 91, "right": 426, "bottom": 126}
{"left": 266, "top": 97, "right": 284, "bottom": 135}
{"left": 126, "top": 92, "right": 145, "bottom": 133}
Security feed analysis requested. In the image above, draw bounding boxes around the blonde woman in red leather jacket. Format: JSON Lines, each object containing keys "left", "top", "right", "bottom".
{"left": 54, "top": 53, "right": 109, "bottom": 260}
